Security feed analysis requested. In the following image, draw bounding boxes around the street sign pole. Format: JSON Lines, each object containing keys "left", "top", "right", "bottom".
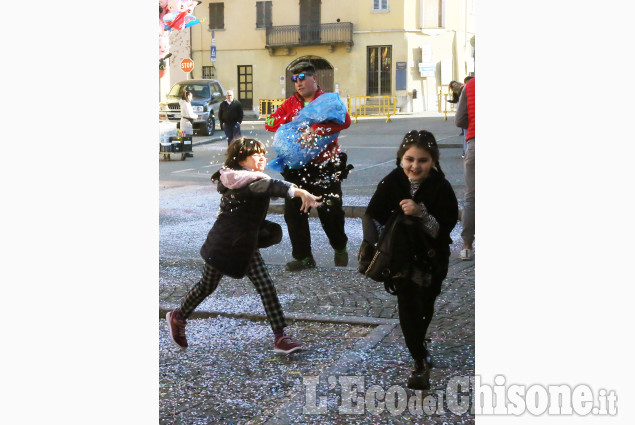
{"left": 210, "top": 31, "right": 217, "bottom": 78}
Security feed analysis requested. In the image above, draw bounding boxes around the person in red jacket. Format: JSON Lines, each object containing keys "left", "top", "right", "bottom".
{"left": 265, "top": 61, "right": 352, "bottom": 271}
{"left": 455, "top": 77, "right": 475, "bottom": 260}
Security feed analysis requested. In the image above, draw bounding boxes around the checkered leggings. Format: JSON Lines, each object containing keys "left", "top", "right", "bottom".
{"left": 179, "top": 251, "right": 287, "bottom": 332}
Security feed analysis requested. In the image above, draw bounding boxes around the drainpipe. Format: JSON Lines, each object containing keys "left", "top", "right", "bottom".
{"left": 189, "top": 27, "right": 193, "bottom": 80}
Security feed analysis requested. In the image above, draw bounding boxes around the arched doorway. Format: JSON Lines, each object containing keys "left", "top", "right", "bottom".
{"left": 285, "top": 56, "right": 334, "bottom": 97}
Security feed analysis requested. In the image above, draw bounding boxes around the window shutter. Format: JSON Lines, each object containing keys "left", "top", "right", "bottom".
{"left": 266, "top": 1, "right": 272, "bottom": 26}
{"left": 256, "top": 2, "right": 263, "bottom": 28}
{"left": 209, "top": 3, "right": 225, "bottom": 30}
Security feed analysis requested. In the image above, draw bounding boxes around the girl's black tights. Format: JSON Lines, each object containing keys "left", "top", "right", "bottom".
{"left": 396, "top": 279, "right": 437, "bottom": 362}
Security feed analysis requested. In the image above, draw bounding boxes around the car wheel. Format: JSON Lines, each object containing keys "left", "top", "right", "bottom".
{"left": 203, "top": 115, "right": 215, "bottom": 136}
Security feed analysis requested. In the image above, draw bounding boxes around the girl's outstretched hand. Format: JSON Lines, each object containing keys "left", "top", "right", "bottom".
{"left": 295, "top": 188, "right": 322, "bottom": 212}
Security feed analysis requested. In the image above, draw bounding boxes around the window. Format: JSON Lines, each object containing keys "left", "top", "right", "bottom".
{"left": 209, "top": 3, "right": 224, "bottom": 29}
{"left": 202, "top": 66, "right": 215, "bottom": 79}
{"left": 367, "top": 46, "right": 392, "bottom": 96}
{"left": 179, "top": 84, "right": 210, "bottom": 99}
{"left": 211, "top": 83, "right": 222, "bottom": 96}
{"left": 422, "top": 0, "right": 444, "bottom": 28}
{"left": 373, "top": 0, "right": 388, "bottom": 11}
{"left": 256, "top": 1, "right": 272, "bottom": 28}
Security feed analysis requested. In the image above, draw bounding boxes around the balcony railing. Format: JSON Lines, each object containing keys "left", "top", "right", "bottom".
{"left": 266, "top": 22, "right": 353, "bottom": 50}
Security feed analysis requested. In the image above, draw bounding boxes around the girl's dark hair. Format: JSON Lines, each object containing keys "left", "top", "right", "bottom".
{"left": 396, "top": 130, "right": 445, "bottom": 178}
{"left": 181, "top": 90, "right": 192, "bottom": 100}
{"left": 211, "top": 137, "right": 267, "bottom": 181}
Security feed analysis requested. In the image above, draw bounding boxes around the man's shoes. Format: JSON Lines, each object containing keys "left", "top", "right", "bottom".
{"left": 166, "top": 309, "right": 188, "bottom": 348}
{"left": 407, "top": 358, "right": 431, "bottom": 390}
{"left": 274, "top": 335, "right": 304, "bottom": 354}
{"left": 286, "top": 256, "right": 316, "bottom": 271}
{"left": 459, "top": 248, "right": 474, "bottom": 261}
{"left": 334, "top": 247, "right": 349, "bottom": 267}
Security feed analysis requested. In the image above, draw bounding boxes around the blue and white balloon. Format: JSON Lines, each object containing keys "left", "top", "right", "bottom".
{"left": 268, "top": 93, "right": 348, "bottom": 172}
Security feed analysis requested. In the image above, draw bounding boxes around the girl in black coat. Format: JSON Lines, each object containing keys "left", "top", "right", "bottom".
{"left": 166, "top": 138, "right": 322, "bottom": 354}
{"left": 361, "top": 130, "right": 459, "bottom": 390}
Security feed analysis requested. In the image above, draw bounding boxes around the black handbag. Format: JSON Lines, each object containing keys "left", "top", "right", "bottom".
{"left": 358, "top": 210, "right": 403, "bottom": 282}
{"left": 358, "top": 211, "right": 439, "bottom": 294}
{"left": 257, "top": 220, "right": 282, "bottom": 248}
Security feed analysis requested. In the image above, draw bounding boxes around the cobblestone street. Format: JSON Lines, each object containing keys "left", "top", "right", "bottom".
{"left": 160, "top": 254, "right": 474, "bottom": 424}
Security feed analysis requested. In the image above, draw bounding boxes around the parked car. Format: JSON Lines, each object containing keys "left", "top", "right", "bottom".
{"left": 159, "top": 79, "right": 226, "bottom": 136}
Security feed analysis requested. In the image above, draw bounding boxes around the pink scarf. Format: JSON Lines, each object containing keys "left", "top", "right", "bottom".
{"left": 219, "top": 167, "right": 270, "bottom": 189}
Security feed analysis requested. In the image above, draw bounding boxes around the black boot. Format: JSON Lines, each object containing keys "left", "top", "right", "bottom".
{"left": 407, "top": 358, "right": 430, "bottom": 390}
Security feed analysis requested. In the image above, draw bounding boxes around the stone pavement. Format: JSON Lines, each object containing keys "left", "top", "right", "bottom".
{"left": 159, "top": 243, "right": 474, "bottom": 424}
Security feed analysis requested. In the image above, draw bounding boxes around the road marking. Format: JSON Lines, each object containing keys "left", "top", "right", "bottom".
{"left": 344, "top": 146, "right": 398, "bottom": 149}
{"left": 346, "top": 143, "right": 461, "bottom": 150}
{"left": 165, "top": 173, "right": 212, "bottom": 180}
{"left": 352, "top": 160, "right": 394, "bottom": 172}
{"left": 171, "top": 168, "right": 195, "bottom": 173}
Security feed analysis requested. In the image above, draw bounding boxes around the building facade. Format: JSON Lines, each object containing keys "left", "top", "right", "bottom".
{"left": 165, "top": 0, "right": 475, "bottom": 113}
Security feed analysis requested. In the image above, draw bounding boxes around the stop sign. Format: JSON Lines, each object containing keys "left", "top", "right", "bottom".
{"left": 181, "top": 58, "right": 194, "bottom": 73}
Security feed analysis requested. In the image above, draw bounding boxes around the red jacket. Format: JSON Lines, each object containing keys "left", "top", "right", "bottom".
{"left": 465, "top": 78, "right": 475, "bottom": 141}
{"left": 264, "top": 89, "right": 351, "bottom": 164}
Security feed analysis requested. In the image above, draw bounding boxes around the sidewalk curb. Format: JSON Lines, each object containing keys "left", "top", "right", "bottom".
{"left": 267, "top": 204, "right": 463, "bottom": 220}
{"left": 267, "top": 204, "right": 368, "bottom": 219}
{"left": 192, "top": 134, "right": 225, "bottom": 146}
{"left": 159, "top": 307, "right": 398, "bottom": 327}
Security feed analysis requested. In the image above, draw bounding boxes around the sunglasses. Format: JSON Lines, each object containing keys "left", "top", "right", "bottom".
{"left": 291, "top": 73, "right": 314, "bottom": 82}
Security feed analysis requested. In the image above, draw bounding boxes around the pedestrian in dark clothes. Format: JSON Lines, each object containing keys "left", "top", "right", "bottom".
{"left": 219, "top": 90, "right": 243, "bottom": 144}
{"left": 166, "top": 137, "right": 322, "bottom": 354}
{"left": 361, "top": 130, "right": 458, "bottom": 390}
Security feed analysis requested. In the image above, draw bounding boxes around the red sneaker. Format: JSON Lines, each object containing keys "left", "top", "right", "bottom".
{"left": 274, "top": 335, "right": 304, "bottom": 354}
{"left": 166, "top": 309, "right": 188, "bottom": 348}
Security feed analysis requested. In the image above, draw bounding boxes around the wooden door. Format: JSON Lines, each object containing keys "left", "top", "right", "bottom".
{"left": 237, "top": 65, "right": 253, "bottom": 109}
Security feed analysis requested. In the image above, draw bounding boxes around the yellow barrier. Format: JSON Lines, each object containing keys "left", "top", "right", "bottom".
{"left": 259, "top": 99, "right": 285, "bottom": 119}
{"left": 346, "top": 96, "right": 397, "bottom": 123}
{"left": 437, "top": 88, "right": 457, "bottom": 121}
